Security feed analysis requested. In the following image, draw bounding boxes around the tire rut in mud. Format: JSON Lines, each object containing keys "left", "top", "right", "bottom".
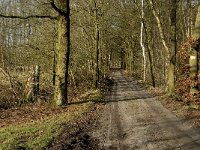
{"left": 48, "top": 105, "right": 102, "bottom": 150}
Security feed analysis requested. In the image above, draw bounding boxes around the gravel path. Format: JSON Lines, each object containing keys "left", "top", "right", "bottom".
{"left": 91, "top": 70, "right": 200, "bottom": 150}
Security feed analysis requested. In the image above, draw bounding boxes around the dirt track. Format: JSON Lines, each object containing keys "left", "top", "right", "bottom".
{"left": 91, "top": 70, "right": 200, "bottom": 150}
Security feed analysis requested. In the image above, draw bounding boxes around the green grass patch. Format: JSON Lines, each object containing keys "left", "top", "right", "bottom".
{"left": 0, "top": 103, "right": 93, "bottom": 150}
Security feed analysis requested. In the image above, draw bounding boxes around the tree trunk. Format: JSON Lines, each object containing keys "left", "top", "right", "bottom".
{"left": 168, "top": 0, "right": 177, "bottom": 96}
{"left": 147, "top": 0, "right": 169, "bottom": 55}
{"left": 193, "top": 5, "right": 200, "bottom": 39}
{"left": 53, "top": 45, "right": 56, "bottom": 86}
{"left": 65, "top": 0, "right": 71, "bottom": 104}
{"left": 54, "top": 15, "right": 67, "bottom": 106}
{"left": 140, "top": 0, "right": 146, "bottom": 82}
{"left": 190, "top": 5, "right": 200, "bottom": 94}
{"left": 33, "top": 65, "right": 40, "bottom": 103}
{"left": 53, "top": 0, "right": 70, "bottom": 106}
{"left": 93, "top": 1, "right": 100, "bottom": 89}
{"left": 53, "top": 26, "right": 57, "bottom": 86}
{"left": 143, "top": 20, "right": 156, "bottom": 87}
{"left": 187, "top": 0, "right": 192, "bottom": 37}
{"left": 121, "top": 49, "right": 125, "bottom": 69}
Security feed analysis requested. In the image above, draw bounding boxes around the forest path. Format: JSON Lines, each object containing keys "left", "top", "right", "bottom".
{"left": 91, "top": 70, "right": 200, "bottom": 150}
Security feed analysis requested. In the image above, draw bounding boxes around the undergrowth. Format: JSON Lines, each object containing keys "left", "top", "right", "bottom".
{"left": 176, "top": 37, "right": 200, "bottom": 105}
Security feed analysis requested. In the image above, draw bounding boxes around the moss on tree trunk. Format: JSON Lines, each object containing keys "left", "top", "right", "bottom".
{"left": 54, "top": 15, "right": 67, "bottom": 106}
{"left": 52, "top": 0, "right": 70, "bottom": 106}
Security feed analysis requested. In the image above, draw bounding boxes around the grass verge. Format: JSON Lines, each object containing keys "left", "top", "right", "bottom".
{"left": 0, "top": 102, "right": 94, "bottom": 150}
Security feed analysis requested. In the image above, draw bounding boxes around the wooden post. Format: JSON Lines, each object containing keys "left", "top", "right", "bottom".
{"left": 33, "top": 65, "right": 40, "bottom": 103}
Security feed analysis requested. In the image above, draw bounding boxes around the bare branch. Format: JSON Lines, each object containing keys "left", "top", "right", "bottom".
{"left": 50, "top": 0, "right": 67, "bottom": 16}
{"left": 0, "top": 14, "right": 58, "bottom": 20}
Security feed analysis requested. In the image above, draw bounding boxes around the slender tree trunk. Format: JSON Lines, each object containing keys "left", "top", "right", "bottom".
{"left": 140, "top": 0, "right": 146, "bottom": 82}
{"left": 52, "top": 25, "right": 57, "bottom": 86}
{"left": 33, "top": 65, "right": 40, "bottom": 103}
{"left": 143, "top": 21, "right": 156, "bottom": 87}
{"left": 147, "top": 0, "right": 169, "bottom": 55}
{"left": 187, "top": 0, "right": 192, "bottom": 37}
{"left": 168, "top": 0, "right": 177, "bottom": 95}
{"left": 93, "top": 1, "right": 100, "bottom": 89}
{"left": 121, "top": 49, "right": 125, "bottom": 69}
{"left": 53, "top": 41, "right": 56, "bottom": 86}
{"left": 193, "top": 5, "right": 200, "bottom": 39}
{"left": 65, "top": 0, "right": 71, "bottom": 104}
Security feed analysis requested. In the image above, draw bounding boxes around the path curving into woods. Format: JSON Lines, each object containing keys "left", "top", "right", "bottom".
{"left": 91, "top": 70, "right": 200, "bottom": 150}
